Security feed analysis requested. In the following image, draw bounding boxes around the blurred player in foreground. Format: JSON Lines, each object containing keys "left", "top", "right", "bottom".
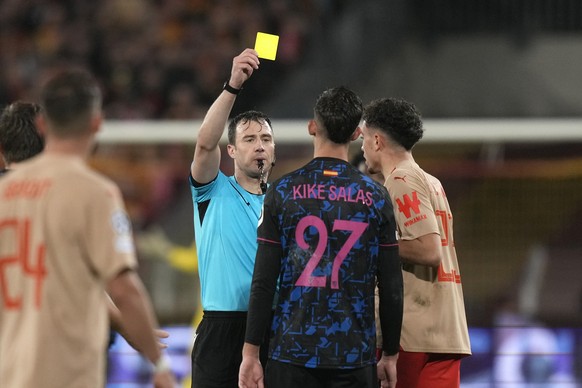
{"left": 0, "top": 100, "right": 170, "bottom": 355}
{"left": 0, "top": 69, "right": 176, "bottom": 388}
{"left": 360, "top": 97, "right": 471, "bottom": 388}
{"left": 239, "top": 86, "right": 403, "bottom": 388}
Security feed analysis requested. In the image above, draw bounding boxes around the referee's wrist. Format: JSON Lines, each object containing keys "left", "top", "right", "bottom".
{"left": 153, "top": 354, "right": 171, "bottom": 374}
{"left": 223, "top": 80, "right": 242, "bottom": 95}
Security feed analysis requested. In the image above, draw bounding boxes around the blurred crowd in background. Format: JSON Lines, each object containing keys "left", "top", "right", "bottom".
{"left": 4, "top": 0, "right": 582, "bottom": 119}
{"left": 0, "top": 0, "right": 343, "bottom": 119}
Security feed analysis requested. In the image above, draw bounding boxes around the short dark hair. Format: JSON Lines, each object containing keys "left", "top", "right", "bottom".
{"left": 227, "top": 110, "right": 272, "bottom": 145}
{"left": 313, "top": 86, "right": 362, "bottom": 144}
{"left": 40, "top": 68, "right": 102, "bottom": 137}
{"left": 0, "top": 102, "right": 44, "bottom": 164}
{"left": 362, "top": 98, "right": 423, "bottom": 151}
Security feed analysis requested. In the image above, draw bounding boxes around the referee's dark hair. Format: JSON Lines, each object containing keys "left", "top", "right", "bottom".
{"left": 227, "top": 110, "right": 273, "bottom": 146}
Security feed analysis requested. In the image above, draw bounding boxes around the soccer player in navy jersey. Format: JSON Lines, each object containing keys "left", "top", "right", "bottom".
{"left": 239, "top": 87, "right": 404, "bottom": 388}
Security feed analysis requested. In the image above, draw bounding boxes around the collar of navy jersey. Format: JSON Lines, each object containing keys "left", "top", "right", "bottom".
{"left": 311, "top": 157, "right": 350, "bottom": 173}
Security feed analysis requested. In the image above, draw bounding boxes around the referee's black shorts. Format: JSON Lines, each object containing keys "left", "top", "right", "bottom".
{"left": 191, "top": 311, "right": 270, "bottom": 388}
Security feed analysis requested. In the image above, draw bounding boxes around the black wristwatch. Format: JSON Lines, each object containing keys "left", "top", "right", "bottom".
{"left": 223, "top": 81, "right": 241, "bottom": 95}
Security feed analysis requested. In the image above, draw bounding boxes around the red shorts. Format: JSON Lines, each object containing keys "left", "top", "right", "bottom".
{"left": 396, "top": 350, "right": 463, "bottom": 388}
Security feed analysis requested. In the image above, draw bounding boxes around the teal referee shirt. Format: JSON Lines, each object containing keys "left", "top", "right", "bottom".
{"left": 190, "top": 171, "right": 265, "bottom": 311}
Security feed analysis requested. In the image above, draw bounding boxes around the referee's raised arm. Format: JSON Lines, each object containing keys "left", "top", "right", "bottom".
{"left": 191, "top": 48, "right": 260, "bottom": 184}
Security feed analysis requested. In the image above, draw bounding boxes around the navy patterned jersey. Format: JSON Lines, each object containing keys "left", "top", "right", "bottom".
{"left": 258, "top": 157, "right": 397, "bottom": 368}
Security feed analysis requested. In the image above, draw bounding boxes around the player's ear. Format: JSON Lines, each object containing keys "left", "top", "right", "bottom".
{"left": 35, "top": 114, "right": 47, "bottom": 136}
{"left": 89, "top": 112, "right": 103, "bottom": 135}
{"left": 374, "top": 132, "right": 383, "bottom": 151}
{"left": 350, "top": 126, "right": 361, "bottom": 141}
{"left": 308, "top": 119, "right": 317, "bottom": 136}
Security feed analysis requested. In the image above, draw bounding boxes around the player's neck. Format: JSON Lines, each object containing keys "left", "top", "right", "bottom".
{"left": 313, "top": 141, "right": 349, "bottom": 162}
{"left": 7, "top": 161, "right": 23, "bottom": 170}
{"left": 382, "top": 151, "right": 414, "bottom": 177}
{"left": 44, "top": 138, "right": 94, "bottom": 160}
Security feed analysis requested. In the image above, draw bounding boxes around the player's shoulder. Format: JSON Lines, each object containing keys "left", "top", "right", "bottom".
{"left": 271, "top": 164, "right": 305, "bottom": 187}
{"left": 87, "top": 167, "right": 118, "bottom": 188}
{"left": 356, "top": 171, "right": 386, "bottom": 193}
{"left": 55, "top": 161, "right": 122, "bottom": 199}
{"left": 388, "top": 161, "right": 426, "bottom": 185}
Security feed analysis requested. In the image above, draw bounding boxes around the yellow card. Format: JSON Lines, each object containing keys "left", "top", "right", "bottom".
{"left": 254, "top": 32, "right": 279, "bottom": 61}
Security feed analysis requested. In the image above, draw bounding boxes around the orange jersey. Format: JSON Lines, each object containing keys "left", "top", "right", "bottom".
{"left": 385, "top": 160, "right": 471, "bottom": 355}
{"left": 0, "top": 153, "right": 137, "bottom": 387}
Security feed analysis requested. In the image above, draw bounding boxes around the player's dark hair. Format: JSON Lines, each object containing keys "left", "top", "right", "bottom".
{"left": 313, "top": 86, "right": 363, "bottom": 144}
{"left": 227, "top": 110, "right": 273, "bottom": 145}
{"left": 362, "top": 97, "right": 423, "bottom": 151}
{"left": 0, "top": 102, "right": 44, "bottom": 164}
{"left": 40, "top": 68, "right": 102, "bottom": 137}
